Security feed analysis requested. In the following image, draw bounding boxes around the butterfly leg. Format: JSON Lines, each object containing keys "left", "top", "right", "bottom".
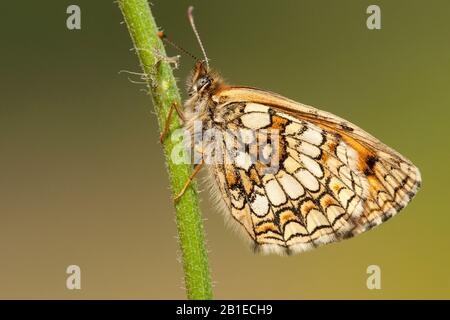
{"left": 174, "top": 159, "right": 204, "bottom": 202}
{"left": 159, "top": 102, "right": 185, "bottom": 144}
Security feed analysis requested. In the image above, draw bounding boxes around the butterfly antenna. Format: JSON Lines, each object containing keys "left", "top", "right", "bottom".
{"left": 187, "top": 6, "right": 209, "bottom": 70}
{"left": 157, "top": 31, "right": 199, "bottom": 62}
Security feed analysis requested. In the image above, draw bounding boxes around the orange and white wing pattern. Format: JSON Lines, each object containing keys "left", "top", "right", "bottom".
{"left": 210, "top": 89, "right": 421, "bottom": 255}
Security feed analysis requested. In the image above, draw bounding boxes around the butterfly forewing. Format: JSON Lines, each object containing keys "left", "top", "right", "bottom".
{"left": 207, "top": 88, "right": 421, "bottom": 255}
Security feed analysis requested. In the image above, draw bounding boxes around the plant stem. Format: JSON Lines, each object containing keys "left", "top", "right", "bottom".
{"left": 117, "top": 0, "right": 212, "bottom": 300}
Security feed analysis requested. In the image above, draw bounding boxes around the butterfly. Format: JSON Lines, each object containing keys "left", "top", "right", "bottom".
{"left": 159, "top": 7, "right": 421, "bottom": 255}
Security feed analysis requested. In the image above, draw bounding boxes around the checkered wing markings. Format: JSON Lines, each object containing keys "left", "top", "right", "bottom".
{"left": 211, "top": 102, "right": 421, "bottom": 253}
{"left": 211, "top": 104, "right": 367, "bottom": 252}
{"left": 276, "top": 106, "right": 421, "bottom": 236}
{"left": 350, "top": 154, "right": 421, "bottom": 235}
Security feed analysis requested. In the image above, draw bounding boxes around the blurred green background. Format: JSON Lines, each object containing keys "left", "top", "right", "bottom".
{"left": 0, "top": 0, "right": 449, "bottom": 299}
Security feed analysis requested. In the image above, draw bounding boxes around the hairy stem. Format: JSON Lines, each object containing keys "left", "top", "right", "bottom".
{"left": 117, "top": 0, "right": 212, "bottom": 300}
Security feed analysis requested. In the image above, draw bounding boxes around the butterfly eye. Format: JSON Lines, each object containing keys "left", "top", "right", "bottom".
{"left": 195, "top": 76, "right": 212, "bottom": 92}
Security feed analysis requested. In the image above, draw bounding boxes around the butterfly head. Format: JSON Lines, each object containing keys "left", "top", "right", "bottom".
{"left": 184, "top": 7, "right": 226, "bottom": 100}
{"left": 187, "top": 60, "right": 221, "bottom": 97}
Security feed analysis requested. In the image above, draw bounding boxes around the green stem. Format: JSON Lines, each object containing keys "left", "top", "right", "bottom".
{"left": 117, "top": 0, "right": 212, "bottom": 300}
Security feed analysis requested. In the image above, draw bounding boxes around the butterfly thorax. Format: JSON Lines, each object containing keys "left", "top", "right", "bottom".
{"left": 184, "top": 61, "right": 229, "bottom": 131}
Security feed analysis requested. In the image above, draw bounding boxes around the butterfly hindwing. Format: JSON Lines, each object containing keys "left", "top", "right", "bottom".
{"left": 209, "top": 98, "right": 421, "bottom": 255}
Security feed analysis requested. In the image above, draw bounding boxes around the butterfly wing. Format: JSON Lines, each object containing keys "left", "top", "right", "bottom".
{"left": 209, "top": 87, "right": 421, "bottom": 254}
